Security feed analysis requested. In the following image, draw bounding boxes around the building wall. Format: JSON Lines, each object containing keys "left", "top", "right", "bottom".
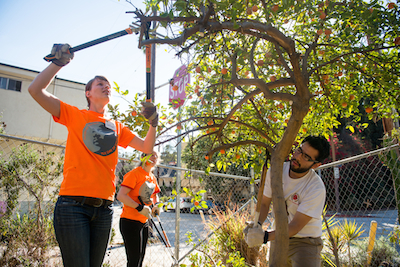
{"left": 0, "top": 63, "right": 87, "bottom": 144}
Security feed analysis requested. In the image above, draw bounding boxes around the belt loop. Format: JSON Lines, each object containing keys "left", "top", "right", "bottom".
{"left": 81, "top": 196, "right": 87, "bottom": 206}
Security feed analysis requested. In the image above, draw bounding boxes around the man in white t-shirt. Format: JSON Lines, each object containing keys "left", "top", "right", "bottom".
{"left": 245, "top": 135, "right": 330, "bottom": 267}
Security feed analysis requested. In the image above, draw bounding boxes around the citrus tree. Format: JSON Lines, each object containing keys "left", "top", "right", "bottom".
{"left": 109, "top": 0, "right": 399, "bottom": 264}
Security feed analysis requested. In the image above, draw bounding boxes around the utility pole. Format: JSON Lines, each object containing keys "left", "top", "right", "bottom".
{"left": 150, "top": 9, "right": 156, "bottom": 102}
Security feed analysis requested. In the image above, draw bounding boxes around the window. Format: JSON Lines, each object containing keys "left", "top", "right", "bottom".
{"left": 0, "top": 77, "right": 22, "bottom": 92}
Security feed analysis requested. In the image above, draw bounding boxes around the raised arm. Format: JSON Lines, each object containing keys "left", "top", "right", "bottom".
{"left": 28, "top": 63, "right": 62, "bottom": 118}
{"left": 128, "top": 126, "right": 156, "bottom": 154}
{"left": 28, "top": 44, "right": 74, "bottom": 118}
{"left": 128, "top": 102, "right": 159, "bottom": 154}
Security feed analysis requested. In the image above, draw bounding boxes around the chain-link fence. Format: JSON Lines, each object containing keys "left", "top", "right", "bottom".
{"left": 316, "top": 142, "right": 400, "bottom": 266}
{"left": 1, "top": 133, "right": 399, "bottom": 266}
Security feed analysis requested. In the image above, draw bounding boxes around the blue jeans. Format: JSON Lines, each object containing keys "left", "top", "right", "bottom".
{"left": 53, "top": 196, "right": 113, "bottom": 267}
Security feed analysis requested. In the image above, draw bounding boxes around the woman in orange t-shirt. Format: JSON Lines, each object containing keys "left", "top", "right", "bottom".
{"left": 117, "top": 151, "right": 161, "bottom": 267}
{"left": 28, "top": 44, "right": 158, "bottom": 267}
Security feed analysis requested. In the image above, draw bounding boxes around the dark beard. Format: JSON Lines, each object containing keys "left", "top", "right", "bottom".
{"left": 290, "top": 159, "right": 313, "bottom": 174}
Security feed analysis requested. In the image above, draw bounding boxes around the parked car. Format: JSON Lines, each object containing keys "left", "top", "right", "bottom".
{"left": 163, "top": 197, "right": 193, "bottom": 213}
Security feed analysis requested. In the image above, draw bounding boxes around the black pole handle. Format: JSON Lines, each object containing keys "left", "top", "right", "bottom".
{"left": 44, "top": 28, "right": 134, "bottom": 63}
{"left": 70, "top": 28, "right": 133, "bottom": 52}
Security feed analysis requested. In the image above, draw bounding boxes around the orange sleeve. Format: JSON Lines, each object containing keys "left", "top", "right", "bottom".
{"left": 151, "top": 173, "right": 161, "bottom": 195}
{"left": 121, "top": 170, "right": 138, "bottom": 190}
{"left": 117, "top": 122, "right": 136, "bottom": 148}
{"left": 52, "top": 101, "right": 77, "bottom": 126}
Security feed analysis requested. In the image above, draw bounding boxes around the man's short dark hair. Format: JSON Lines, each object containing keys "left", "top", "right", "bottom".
{"left": 302, "top": 135, "right": 330, "bottom": 162}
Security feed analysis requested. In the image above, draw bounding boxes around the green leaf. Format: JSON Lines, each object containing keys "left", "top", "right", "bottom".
{"left": 216, "top": 160, "right": 223, "bottom": 171}
{"left": 169, "top": 10, "right": 174, "bottom": 20}
{"left": 346, "top": 125, "right": 355, "bottom": 133}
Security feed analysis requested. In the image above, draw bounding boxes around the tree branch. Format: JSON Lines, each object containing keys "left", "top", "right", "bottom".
{"left": 309, "top": 45, "right": 399, "bottom": 75}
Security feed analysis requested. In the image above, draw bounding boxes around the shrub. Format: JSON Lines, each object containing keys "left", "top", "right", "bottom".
{"left": 352, "top": 236, "right": 400, "bottom": 267}
{"left": 185, "top": 204, "right": 268, "bottom": 266}
{"left": 0, "top": 144, "right": 63, "bottom": 266}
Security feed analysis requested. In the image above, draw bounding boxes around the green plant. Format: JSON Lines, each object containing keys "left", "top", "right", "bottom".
{"left": 341, "top": 219, "right": 365, "bottom": 266}
{"left": 351, "top": 236, "right": 400, "bottom": 267}
{"left": 322, "top": 222, "right": 346, "bottom": 267}
{"left": 389, "top": 225, "right": 400, "bottom": 246}
{"left": 0, "top": 213, "right": 58, "bottom": 266}
{"left": 321, "top": 207, "right": 341, "bottom": 266}
{"left": 185, "top": 204, "right": 268, "bottom": 266}
{"left": 0, "top": 144, "right": 63, "bottom": 266}
{"left": 109, "top": 227, "right": 116, "bottom": 245}
{"left": 159, "top": 195, "right": 170, "bottom": 203}
{"left": 322, "top": 218, "right": 366, "bottom": 267}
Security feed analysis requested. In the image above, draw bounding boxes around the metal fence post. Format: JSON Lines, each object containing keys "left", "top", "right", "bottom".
{"left": 175, "top": 125, "right": 182, "bottom": 263}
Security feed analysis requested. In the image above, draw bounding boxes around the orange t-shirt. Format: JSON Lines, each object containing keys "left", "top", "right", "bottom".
{"left": 53, "top": 101, "right": 135, "bottom": 200}
{"left": 120, "top": 166, "right": 160, "bottom": 223}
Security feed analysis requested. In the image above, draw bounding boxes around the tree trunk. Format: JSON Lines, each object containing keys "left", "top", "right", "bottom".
{"left": 269, "top": 89, "right": 309, "bottom": 265}
{"left": 269, "top": 156, "right": 288, "bottom": 266}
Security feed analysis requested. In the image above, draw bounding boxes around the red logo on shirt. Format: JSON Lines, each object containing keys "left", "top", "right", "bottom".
{"left": 290, "top": 193, "right": 299, "bottom": 205}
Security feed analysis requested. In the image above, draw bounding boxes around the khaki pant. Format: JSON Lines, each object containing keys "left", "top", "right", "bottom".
{"left": 270, "top": 237, "right": 323, "bottom": 267}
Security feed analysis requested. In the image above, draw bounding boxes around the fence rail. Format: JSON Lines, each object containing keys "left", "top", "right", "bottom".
{"left": 1, "top": 134, "right": 399, "bottom": 266}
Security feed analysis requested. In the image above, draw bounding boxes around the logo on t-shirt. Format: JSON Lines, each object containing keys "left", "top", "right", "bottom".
{"left": 139, "top": 181, "right": 156, "bottom": 205}
{"left": 82, "top": 122, "right": 117, "bottom": 156}
{"left": 290, "top": 193, "right": 300, "bottom": 205}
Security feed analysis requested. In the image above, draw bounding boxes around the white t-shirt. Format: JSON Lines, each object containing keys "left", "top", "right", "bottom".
{"left": 263, "top": 161, "right": 326, "bottom": 237}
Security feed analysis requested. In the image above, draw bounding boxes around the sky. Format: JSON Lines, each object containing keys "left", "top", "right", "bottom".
{"left": 0, "top": 0, "right": 186, "bottom": 111}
